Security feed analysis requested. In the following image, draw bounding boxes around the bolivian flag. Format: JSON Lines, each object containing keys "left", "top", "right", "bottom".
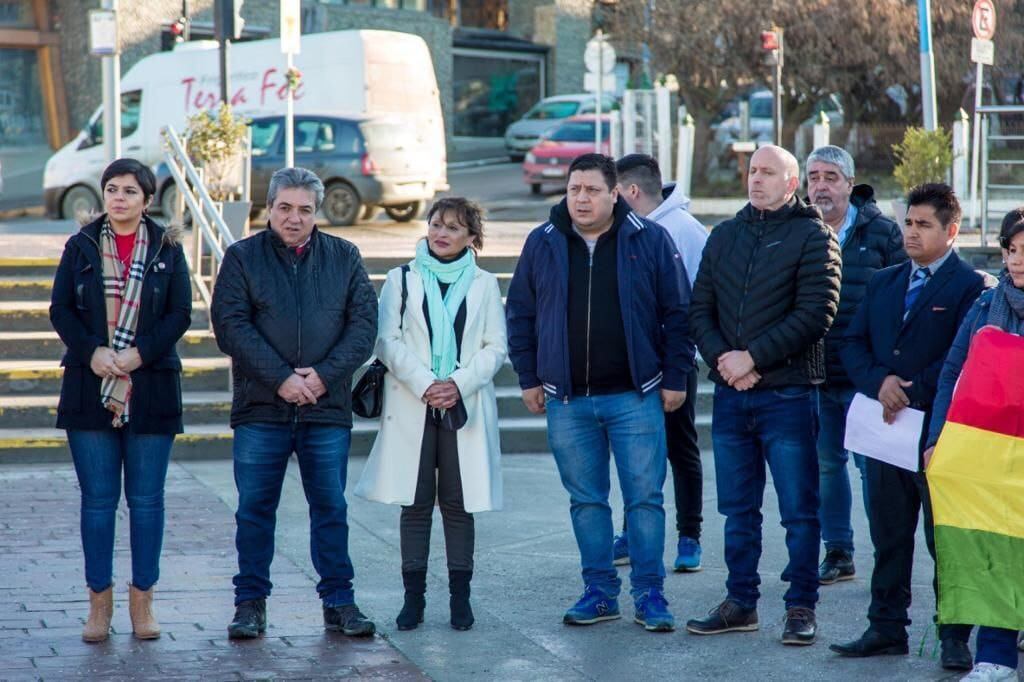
{"left": 927, "top": 326, "right": 1024, "bottom": 630}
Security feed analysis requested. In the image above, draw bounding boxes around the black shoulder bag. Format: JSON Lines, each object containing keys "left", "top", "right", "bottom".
{"left": 351, "top": 265, "right": 408, "bottom": 419}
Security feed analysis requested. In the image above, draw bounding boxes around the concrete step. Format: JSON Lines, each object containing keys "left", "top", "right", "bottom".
{"left": 0, "top": 385, "right": 718, "bottom": 431}
{"left": 0, "top": 355, "right": 716, "bottom": 407}
{"left": 0, "top": 415, "right": 562, "bottom": 463}
{"left": 0, "top": 276, "right": 51, "bottom": 302}
{"left": 0, "top": 258, "right": 60, "bottom": 278}
{"left": 0, "top": 358, "right": 232, "bottom": 395}
{"left": 0, "top": 255, "right": 523, "bottom": 279}
{"left": 0, "top": 301, "right": 211, "bottom": 332}
{"left": 0, "top": 272, "right": 515, "bottom": 303}
{"left": 0, "top": 384, "right": 572, "bottom": 429}
{"left": 0, "top": 330, "right": 221, "bottom": 361}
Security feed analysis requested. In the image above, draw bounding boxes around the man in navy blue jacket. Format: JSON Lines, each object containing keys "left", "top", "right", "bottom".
{"left": 832, "top": 183, "right": 985, "bottom": 671}
{"left": 506, "top": 153, "right": 694, "bottom": 633}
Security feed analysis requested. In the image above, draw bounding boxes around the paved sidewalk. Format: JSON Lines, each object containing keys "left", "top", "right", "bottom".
{"left": 0, "top": 463, "right": 424, "bottom": 681}
{"left": 1, "top": 451, "right": 996, "bottom": 681}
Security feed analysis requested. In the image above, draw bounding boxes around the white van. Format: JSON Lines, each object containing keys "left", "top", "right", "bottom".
{"left": 43, "top": 29, "right": 447, "bottom": 220}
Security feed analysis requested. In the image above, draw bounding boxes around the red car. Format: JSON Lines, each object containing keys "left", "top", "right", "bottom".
{"left": 522, "top": 115, "right": 611, "bottom": 194}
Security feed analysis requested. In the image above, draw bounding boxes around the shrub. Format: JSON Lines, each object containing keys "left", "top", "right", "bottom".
{"left": 891, "top": 127, "right": 952, "bottom": 195}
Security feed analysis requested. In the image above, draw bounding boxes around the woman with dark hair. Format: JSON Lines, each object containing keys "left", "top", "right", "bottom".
{"left": 924, "top": 208, "right": 1024, "bottom": 681}
{"left": 355, "top": 197, "right": 507, "bottom": 631}
{"left": 49, "top": 158, "right": 192, "bottom": 642}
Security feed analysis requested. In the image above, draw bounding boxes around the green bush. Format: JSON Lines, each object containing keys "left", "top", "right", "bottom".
{"left": 891, "top": 127, "right": 952, "bottom": 194}
{"left": 184, "top": 103, "right": 250, "bottom": 201}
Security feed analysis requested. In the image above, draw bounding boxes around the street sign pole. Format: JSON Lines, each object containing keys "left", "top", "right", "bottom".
{"left": 281, "top": 0, "right": 301, "bottom": 169}
{"left": 918, "top": 0, "right": 938, "bottom": 130}
{"left": 91, "top": 1, "right": 121, "bottom": 163}
{"left": 595, "top": 31, "right": 603, "bottom": 149}
{"left": 968, "top": 0, "right": 997, "bottom": 231}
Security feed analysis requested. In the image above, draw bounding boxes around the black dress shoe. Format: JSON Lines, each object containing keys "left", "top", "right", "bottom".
{"left": 940, "top": 638, "right": 973, "bottom": 671}
{"left": 829, "top": 629, "right": 909, "bottom": 657}
{"left": 685, "top": 598, "right": 758, "bottom": 635}
{"left": 227, "top": 598, "right": 267, "bottom": 639}
{"left": 818, "top": 549, "right": 855, "bottom": 585}
{"left": 781, "top": 607, "right": 817, "bottom": 645}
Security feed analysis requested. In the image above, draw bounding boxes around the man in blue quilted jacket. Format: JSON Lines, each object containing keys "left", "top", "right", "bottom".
{"left": 506, "top": 153, "right": 694, "bottom": 634}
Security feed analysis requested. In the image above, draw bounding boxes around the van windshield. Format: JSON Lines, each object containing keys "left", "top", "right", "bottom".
{"left": 83, "top": 91, "right": 142, "bottom": 148}
{"left": 526, "top": 101, "right": 581, "bottom": 120}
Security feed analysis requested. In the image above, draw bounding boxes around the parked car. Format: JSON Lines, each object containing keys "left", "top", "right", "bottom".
{"left": 504, "top": 94, "right": 617, "bottom": 161}
{"left": 43, "top": 29, "right": 446, "bottom": 220}
{"left": 154, "top": 113, "right": 434, "bottom": 227}
{"left": 521, "top": 115, "right": 611, "bottom": 194}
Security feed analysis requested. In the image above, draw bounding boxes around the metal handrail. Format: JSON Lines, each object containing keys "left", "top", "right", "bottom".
{"left": 160, "top": 124, "right": 238, "bottom": 318}
{"left": 977, "top": 106, "right": 1024, "bottom": 246}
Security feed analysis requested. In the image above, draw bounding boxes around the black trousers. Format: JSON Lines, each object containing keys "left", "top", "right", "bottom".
{"left": 399, "top": 409, "right": 475, "bottom": 573}
{"left": 863, "top": 457, "right": 972, "bottom": 642}
{"left": 624, "top": 369, "right": 703, "bottom": 539}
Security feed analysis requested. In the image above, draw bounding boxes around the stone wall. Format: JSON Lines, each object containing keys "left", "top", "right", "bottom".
{"left": 51, "top": 0, "right": 216, "bottom": 132}
{"left": 48, "top": 1, "right": 453, "bottom": 140}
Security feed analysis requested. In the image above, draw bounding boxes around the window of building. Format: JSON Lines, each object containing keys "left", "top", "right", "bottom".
{"left": 0, "top": 0, "right": 32, "bottom": 28}
{"left": 458, "top": 0, "right": 507, "bottom": 30}
{"left": 0, "top": 48, "right": 44, "bottom": 145}
{"left": 453, "top": 49, "right": 544, "bottom": 137}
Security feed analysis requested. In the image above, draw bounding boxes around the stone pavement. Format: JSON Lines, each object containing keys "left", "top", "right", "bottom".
{"left": 0, "top": 462, "right": 424, "bottom": 681}
{"left": 1, "top": 451, "right": 1004, "bottom": 681}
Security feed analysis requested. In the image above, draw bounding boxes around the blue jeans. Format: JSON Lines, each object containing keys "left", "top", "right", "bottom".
{"left": 232, "top": 422, "right": 354, "bottom": 607}
{"left": 711, "top": 384, "right": 820, "bottom": 610}
{"left": 976, "top": 626, "right": 1019, "bottom": 669}
{"left": 815, "top": 385, "right": 867, "bottom": 554}
{"left": 67, "top": 429, "right": 174, "bottom": 593}
{"left": 546, "top": 390, "right": 667, "bottom": 597}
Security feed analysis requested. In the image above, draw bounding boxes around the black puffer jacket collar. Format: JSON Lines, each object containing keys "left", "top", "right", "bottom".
{"left": 737, "top": 196, "right": 823, "bottom": 226}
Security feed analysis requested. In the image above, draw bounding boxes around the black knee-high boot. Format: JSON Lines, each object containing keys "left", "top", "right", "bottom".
{"left": 449, "top": 570, "right": 474, "bottom": 631}
{"left": 396, "top": 570, "right": 426, "bottom": 631}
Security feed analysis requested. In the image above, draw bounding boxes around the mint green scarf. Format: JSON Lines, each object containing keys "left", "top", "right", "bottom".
{"left": 414, "top": 239, "right": 476, "bottom": 379}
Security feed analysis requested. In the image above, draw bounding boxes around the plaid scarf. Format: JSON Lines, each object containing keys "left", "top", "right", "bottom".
{"left": 99, "top": 219, "right": 149, "bottom": 427}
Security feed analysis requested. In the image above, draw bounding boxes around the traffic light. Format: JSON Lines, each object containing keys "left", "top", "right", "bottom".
{"left": 170, "top": 16, "right": 186, "bottom": 43}
{"left": 760, "top": 31, "right": 779, "bottom": 51}
{"left": 215, "top": 0, "right": 244, "bottom": 41}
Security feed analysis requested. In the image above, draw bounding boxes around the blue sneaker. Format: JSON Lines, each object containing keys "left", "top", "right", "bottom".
{"left": 612, "top": 533, "right": 630, "bottom": 566}
{"left": 563, "top": 586, "right": 621, "bottom": 625}
{"left": 633, "top": 588, "right": 675, "bottom": 632}
{"left": 673, "top": 536, "right": 702, "bottom": 572}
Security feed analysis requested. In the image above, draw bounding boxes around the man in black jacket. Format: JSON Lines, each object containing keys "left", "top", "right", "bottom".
{"left": 805, "top": 145, "right": 907, "bottom": 586}
{"left": 211, "top": 167, "right": 378, "bottom": 640}
{"left": 686, "top": 145, "right": 841, "bottom": 646}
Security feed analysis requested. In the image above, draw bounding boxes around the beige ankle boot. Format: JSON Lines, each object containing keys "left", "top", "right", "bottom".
{"left": 82, "top": 587, "right": 113, "bottom": 643}
{"left": 128, "top": 584, "right": 161, "bottom": 639}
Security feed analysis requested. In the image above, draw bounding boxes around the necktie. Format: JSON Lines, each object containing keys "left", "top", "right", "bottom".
{"left": 903, "top": 267, "right": 931, "bottom": 320}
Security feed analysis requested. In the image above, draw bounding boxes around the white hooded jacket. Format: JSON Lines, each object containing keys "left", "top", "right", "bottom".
{"left": 646, "top": 183, "right": 709, "bottom": 288}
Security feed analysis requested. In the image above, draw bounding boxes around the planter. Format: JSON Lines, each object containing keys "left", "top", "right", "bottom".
{"left": 219, "top": 201, "right": 252, "bottom": 240}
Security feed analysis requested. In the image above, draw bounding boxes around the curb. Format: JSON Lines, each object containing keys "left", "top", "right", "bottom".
{"left": 448, "top": 157, "right": 513, "bottom": 171}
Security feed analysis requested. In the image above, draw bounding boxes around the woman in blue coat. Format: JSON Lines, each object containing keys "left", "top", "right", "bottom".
{"left": 924, "top": 208, "right": 1024, "bottom": 682}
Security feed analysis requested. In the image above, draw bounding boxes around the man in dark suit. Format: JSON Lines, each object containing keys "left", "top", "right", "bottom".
{"left": 831, "top": 184, "right": 985, "bottom": 671}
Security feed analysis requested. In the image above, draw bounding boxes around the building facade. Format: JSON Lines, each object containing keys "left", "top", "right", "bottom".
{"left": 0, "top": 0, "right": 600, "bottom": 153}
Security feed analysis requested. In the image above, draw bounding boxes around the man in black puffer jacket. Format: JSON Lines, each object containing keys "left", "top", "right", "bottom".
{"left": 212, "top": 167, "right": 378, "bottom": 641}
{"left": 805, "top": 146, "right": 907, "bottom": 588}
{"left": 686, "top": 145, "right": 841, "bottom": 647}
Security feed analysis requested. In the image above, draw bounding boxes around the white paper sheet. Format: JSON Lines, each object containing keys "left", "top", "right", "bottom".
{"left": 843, "top": 393, "right": 924, "bottom": 472}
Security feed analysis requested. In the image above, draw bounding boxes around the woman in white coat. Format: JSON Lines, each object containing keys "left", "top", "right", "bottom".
{"left": 355, "top": 197, "right": 507, "bottom": 631}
